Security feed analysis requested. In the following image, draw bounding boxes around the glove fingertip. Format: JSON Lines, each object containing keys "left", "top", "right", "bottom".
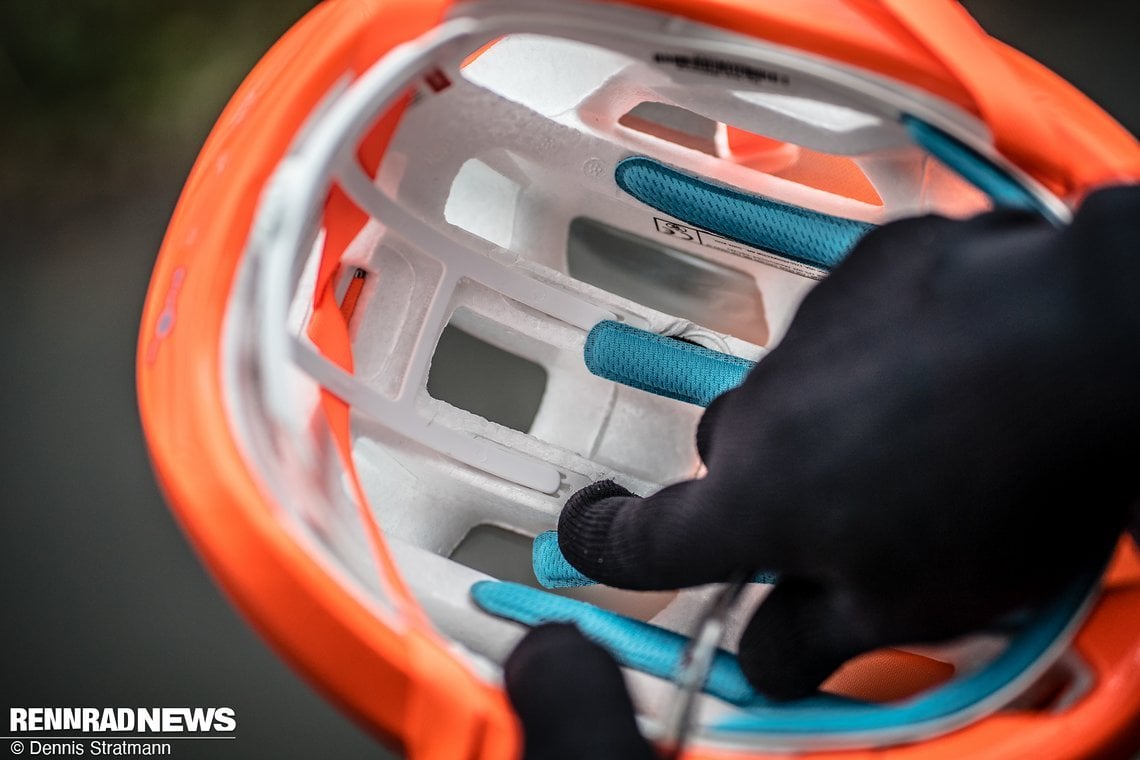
{"left": 560, "top": 480, "right": 634, "bottom": 529}
{"left": 557, "top": 480, "right": 635, "bottom": 578}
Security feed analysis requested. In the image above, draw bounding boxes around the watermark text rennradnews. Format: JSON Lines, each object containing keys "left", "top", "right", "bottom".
{"left": 5, "top": 709, "right": 236, "bottom": 756}
{"left": 10, "top": 709, "right": 234, "bottom": 734}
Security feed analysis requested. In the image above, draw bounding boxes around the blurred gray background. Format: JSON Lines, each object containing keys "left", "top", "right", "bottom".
{"left": 1, "top": 2, "right": 1135, "bottom": 758}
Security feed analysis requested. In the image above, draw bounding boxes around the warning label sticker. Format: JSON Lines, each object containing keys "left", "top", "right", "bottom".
{"left": 652, "top": 217, "right": 827, "bottom": 281}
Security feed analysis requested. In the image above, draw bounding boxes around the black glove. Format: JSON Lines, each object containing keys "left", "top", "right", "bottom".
{"left": 505, "top": 623, "right": 657, "bottom": 760}
{"left": 555, "top": 186, "right": 1140, "bottom": 700}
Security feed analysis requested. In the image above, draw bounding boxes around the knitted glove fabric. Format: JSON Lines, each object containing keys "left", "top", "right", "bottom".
{"left": 505, "top": 623, "right": 658, "bottom": 760}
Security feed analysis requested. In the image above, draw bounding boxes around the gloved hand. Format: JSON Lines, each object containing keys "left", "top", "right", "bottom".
{"left": 549, "top": 185, "right": 1140, "bottom": 702}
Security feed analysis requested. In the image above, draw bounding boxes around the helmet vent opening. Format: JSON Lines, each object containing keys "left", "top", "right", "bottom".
{"left": 427, "top": 322, "right": 547, "bottom": 434}
{"left": 618, "top": 101, "right": 719, "bottom": 156}
{"left": 567, "top": 217, "right": 769, "bottom": 346}
{"left": 449, "top": 524, "right": 546, "bottom": 588}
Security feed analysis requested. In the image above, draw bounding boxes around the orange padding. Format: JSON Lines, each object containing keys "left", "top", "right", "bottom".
{"left": 721, "top": 127, "right": 884, "bottom": 206}
{"left": 823, "top": 649, "right": 955, "bottom": 702}
{"left": 772, "top": 148, "right": 883, "bottom": 206}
